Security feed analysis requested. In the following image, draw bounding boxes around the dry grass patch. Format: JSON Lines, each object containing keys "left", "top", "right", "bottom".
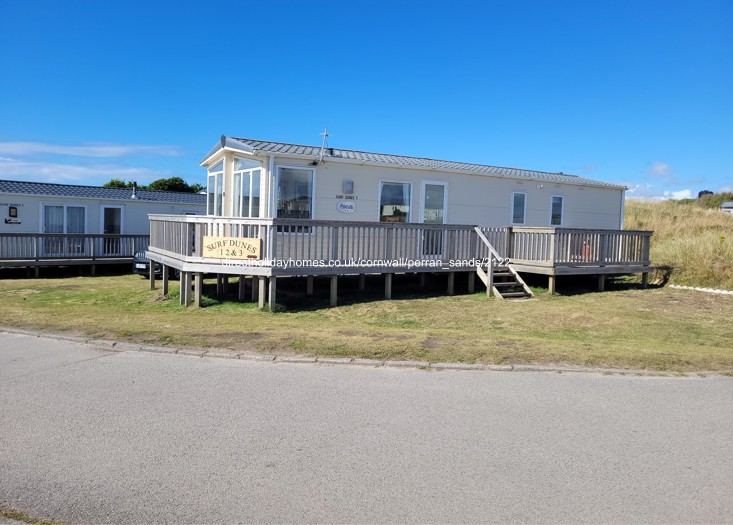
{"left": 0, "top": 274, "right": 731, "bottom": 372}
{"left": 625, "top": 199, "right": 733, "bottom": 289}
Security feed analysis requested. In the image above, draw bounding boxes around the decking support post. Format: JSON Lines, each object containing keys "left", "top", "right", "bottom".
{"left": 180, "top": 272, "right": 192, "bottom": 307}
{"left": 162, "top": 266, "right": 169, "bottom": 296}
{"left": 385, "top": 273, "right": 392, "bottom": 300}
{"left": 487, "top": 261, "right": 494, "bottom": 297}
{"left": 251, "top": 276, "right": 257, "bottom": 302}
{"left": 268, "top": 277, "right": 277, "bottom": 311}
{"left": 358, "top": 274, "right": 366, "bottom": 291}
{"left": 90, "top": 265, "right": 96, "bottom": 277}
{"left": 34, "top": 266, "right": 40, "bottom": 278}
{"left": 149, "top": 266, "right": 156, "bottom": 290}
{"left": 597, "top": 274, "right": 606, "bottom": 292}
{"left": 447, "top": 272, "right": 455, "bottom": 295}
{"left": 194, "top": 273, "right": 203, "bottom": 307}
{"left": 418, "top": 273, "right": 425, "bottom": 288}
{"left": 238, "top": 276, "right": 246, "bottom": 301}
{"left": 467, "top": 271, "right": 475, "bottom": 294}
{"left": 216, "top": 274, "right": 224, "bottom": 298}
{"left": 223, "top": 276, "right": 229, "bottom": 295}
{"left": 306, "top": 276, "right": 314, "bottom": 295}
{"left": 258, "top": 277, "right": 266, "bottom": 308}
{"left": 330, "top": 275, "right": 338, "bottom": 307}
{"left": 548, "top": 275, "right": 556, "bottom": 295}
{"left": 641, "top": 272, "right": 649, "bottom": 289}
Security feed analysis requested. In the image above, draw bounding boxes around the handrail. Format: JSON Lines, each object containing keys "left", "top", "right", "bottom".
{"left": 474, "top": 227, "right": 504, "bottom": 262}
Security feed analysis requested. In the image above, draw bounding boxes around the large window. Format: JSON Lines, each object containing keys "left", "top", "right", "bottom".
{"left": 277, "top": 167, "right": 313, "bottom": 219}
{"left": 207, "top": 160, "right": 224, "bottom": 216}
{"left": 43, "top": 204, "right": 86, "bottom": 255}
{"left": 551, "top": 195, "right": 564, "bottom": 226}
{"left": 233, "top": 158, "right": 261, "bottom": 218}
{"left": 43, "top": 205, "right": 85, "bottom": 234}
{"left": 380, "top": 182, "right": 411, "bottom": 222}
{"left": 512, "top": 192, "right": 526, "bottom": 225}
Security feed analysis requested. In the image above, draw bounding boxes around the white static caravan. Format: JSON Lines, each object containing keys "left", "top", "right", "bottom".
{"left": 201, "top": 136, "right": 626, "bottom": 230}
{"left": 147, "top": 136, "right": 652, "bottom": 308}
{"left": 0, "top": 180, "right": 206, "bottom": 272}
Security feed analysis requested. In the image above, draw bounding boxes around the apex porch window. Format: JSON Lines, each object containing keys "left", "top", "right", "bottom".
{"left": 512, "top": 192, "right": 526, "bottom": 225}
{"left": 233, "top": 159, "right": 261, "bottom": 218}
{"left": 207, "top": 160, "right": 224, "bottom": 216}
{"left": 380, "top": 182, "right": 411, "bottom": 222}
{"left": 277, "top": 167, "right": 314, "bottom": 219}
{"left": 551, "top": 195, "right": 564, "bottom": 226}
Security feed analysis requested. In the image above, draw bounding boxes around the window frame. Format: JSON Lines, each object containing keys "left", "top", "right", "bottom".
{"left": 378, "top": 180, "right": 413, "bottom": 223}
{"left": 550, "top": 195, "right": 564, "bottom": 226}
{"left": 40, "top": 203, "right": 89, "bottom": 234}
{"left": 419, "top": 180, "right": 448, "bottom": 224}
{"left": 232, "top": 159, "right": 263, "bottom": 218}
{"left": 511, "top": 192, "right": 527, "bottom": 225}
{"left": 275, "top": 164, "right": 316, "bottom": 225}
{"left": 206, "top": 160, "right": 224, "bottom": 216}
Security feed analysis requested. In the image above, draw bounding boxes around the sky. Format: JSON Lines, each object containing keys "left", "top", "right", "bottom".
{"left": 0, "top": 0, "right": 731, "bottom": 200}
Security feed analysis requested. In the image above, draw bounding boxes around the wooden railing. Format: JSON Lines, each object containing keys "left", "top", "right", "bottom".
{"left": 510, "top": 227, "right": 652, "bottom": 267}
{"left": 149, "top": 215, "right": 484, "bottom": 271}
{"left": 0, "top": 234, "right": 149, "bottom": 261}
{"left": 147, "top": 215, "right": 651, "bottom": 272}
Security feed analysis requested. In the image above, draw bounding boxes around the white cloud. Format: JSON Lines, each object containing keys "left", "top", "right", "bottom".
{"left": 663, "top": 189, "right": 694, "bottom": 200}
{"left": 0, "top": 141, "right": 183, "bottom": 158}
{"left": 0, "top": 157, "right": 175, "bottom": 185}
{"left": 625, "top": 183, "right": 693, "bottom": 201}
{"left": 649, "top": 161, "right": 671, "bottom": 176}
{"left": 646, "top": 160, "right": 679, "bottom": 185}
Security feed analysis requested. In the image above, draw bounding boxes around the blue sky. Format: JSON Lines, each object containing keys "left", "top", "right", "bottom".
{"left": 1, "top": 0, "right": 731, "bottom": 199}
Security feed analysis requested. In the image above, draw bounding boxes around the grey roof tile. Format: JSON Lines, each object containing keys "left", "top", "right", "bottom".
{"left": 226, "top": 136, "right": 624, "bottom": 189}
{"left": 0, "top": 180, "right": 207, "bottom": 205}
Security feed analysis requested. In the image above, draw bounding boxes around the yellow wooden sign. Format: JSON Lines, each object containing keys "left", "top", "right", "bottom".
{"left": 202, "top": 236, "right": 261, "bottom": 260}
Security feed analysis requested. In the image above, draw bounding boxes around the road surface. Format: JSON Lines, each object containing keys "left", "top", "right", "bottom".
{"left": 1, "top": 332, "right": 731, "bottom": 523}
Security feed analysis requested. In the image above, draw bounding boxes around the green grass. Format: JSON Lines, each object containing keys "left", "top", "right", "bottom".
{"left": 0, "top": 273, "right": 732, "bottom": 372}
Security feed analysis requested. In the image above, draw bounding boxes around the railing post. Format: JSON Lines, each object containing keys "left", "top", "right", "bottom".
{"left": 505, "top": 227, "right": 512, "bottom": 260}
{"left": 487, "top": 255, "right": 494, "bottom": 297}
{"left": 266, "top": 223, "right": 275, "bottom": 264}
{"left": 549, "top": 230, "right": 556, "bottom": 266}
{"left": 331, "top": 226, "right": 339, "bottom": 263}
{"left": 643, "top": 233, "right": 651, "bottom": 264}
{"left": 598, "top": 232, "right": 607, "bottom": 264}
{"left": 385, "top": 227, "right": 393, "bottom": 260}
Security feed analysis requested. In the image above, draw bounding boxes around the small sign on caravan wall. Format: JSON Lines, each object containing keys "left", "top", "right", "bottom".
{"left": 337, "top": 201, "right": 356, "bottom": 213}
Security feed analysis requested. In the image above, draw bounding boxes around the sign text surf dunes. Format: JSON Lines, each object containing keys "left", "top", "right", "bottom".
{"left": 202, "top": 236, "right": 261, "bottom": 260}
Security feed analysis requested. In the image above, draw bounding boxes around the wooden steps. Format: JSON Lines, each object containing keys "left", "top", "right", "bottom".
{"left": 476, "top": 265, "right": 534, "bottom": 300}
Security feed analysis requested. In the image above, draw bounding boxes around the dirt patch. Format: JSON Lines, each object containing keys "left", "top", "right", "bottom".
{"left": 6, "top": 289, "right": 41, "bottom": 297}
{"left": 423, "top": 337, "right": 460, "bottom": 349}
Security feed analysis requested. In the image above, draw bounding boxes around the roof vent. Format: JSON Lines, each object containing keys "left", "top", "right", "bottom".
{"left": 131, "top": 181, "right": 138, "bottom": 199}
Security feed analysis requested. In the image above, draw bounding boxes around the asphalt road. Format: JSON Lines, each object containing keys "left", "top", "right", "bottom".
{"left": 1, "top": 332, "right": 731, "bottom": 524}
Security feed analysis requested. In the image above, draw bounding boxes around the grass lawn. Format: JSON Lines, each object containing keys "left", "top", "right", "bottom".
{"left": 0, "top": 272, "right": 731, "bottom": 372}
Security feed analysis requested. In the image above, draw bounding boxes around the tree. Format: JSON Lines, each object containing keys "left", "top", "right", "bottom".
{"left": 147, "top": 177, "right": 194, "bottom": 193}
{"left": 103, "top": 179, "right": 133, "bottom": 188}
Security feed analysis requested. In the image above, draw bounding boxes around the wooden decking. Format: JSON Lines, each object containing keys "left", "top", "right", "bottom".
{"left": 0, "top": 233, "right": 149, "bottom": 275}
{"left": 145, "top": 215, "right": 653, "bottom": 308}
